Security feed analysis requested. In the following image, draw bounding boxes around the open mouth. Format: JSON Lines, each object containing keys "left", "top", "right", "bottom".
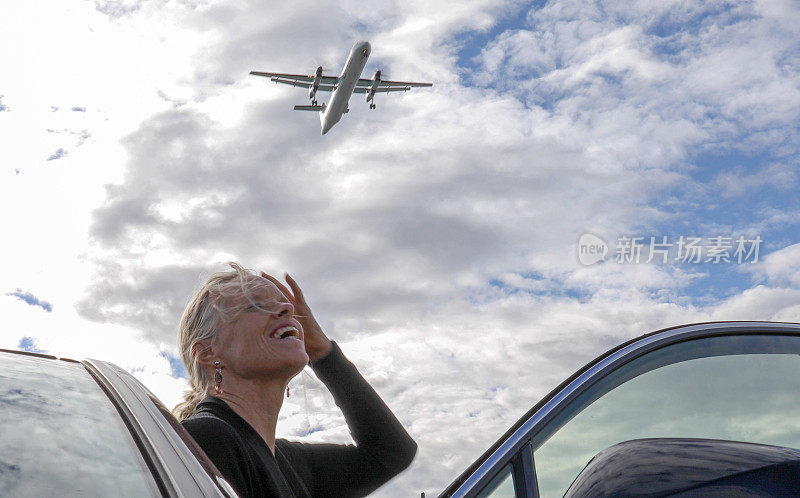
{"left": 269, "top": 325, "right": 301, "bottom": 341}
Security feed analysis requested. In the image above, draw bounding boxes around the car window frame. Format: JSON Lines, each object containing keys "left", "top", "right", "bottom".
{"left": 84, "top": 360, "right": 178, "bottom": 496}
{"left": 439, "top": 322, "right": 800, "bottom": 498}
{"left": 471, "top": 441, "right": 537, "bottom": 498}
{"left": 85, "top": 359, "right": 238, "bottom": 497}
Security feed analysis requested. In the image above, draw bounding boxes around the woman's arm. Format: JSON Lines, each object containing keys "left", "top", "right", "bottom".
{"left": 279, "top": 342, "right": 417, "bottom": 497}
{"left": 261, "top": 273, "right": 416, "bottom": 495}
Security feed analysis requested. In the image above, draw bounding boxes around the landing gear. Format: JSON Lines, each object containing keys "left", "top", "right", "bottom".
{"left": 312, "top": 99, "right": 318, "bottom": 106}
{"left": 369, "top": 103, "right": 376, "bottom": 110}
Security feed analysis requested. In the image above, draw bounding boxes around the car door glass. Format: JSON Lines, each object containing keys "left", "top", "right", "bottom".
{"left": 0, "top": 353, "right": 160, "bottom": 497}
{"left": 530, "top": 334, "right": 800, "bottom": 498}
{"left": 476, "top": 463, "right": 517, "bottom": 498}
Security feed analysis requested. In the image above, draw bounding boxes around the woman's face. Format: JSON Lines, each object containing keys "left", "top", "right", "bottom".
{"left": 214, "top": 279, "right": 309, "bottom": 380}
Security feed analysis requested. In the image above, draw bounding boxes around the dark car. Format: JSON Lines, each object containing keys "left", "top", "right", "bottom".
{"left": 0, "top": 348, "right": 238, "bottom": 497}
{"left": 439, "top": 322, "right": 800, "bottom": 497}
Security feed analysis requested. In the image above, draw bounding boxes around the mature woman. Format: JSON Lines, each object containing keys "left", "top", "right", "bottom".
{"left": 173, "top": 263, "right": 417, "bottom": 497}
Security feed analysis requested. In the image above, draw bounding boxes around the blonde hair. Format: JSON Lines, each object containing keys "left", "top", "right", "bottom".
{"left": 172, "top": 262, "right": 282, "bottom": 420}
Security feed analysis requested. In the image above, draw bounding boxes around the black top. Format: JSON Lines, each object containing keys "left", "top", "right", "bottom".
{"left": 182, "top": 342, "right": 417, "bottom": 497}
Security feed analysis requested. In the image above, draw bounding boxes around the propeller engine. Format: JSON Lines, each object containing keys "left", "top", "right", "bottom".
{"left": 366, "top": 70, "right": 381, "bottom": 109}
{"left": 308, "top": 66, "right": 323, "bottom": 105}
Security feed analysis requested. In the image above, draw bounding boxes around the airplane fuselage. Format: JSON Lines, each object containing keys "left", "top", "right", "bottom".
{"left": 320, "top": 41, "right": 371, "bottom": 134}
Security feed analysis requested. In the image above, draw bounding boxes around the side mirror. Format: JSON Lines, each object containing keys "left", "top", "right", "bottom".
{"left": 565, "top": 438, "right": 800, "bottom": 497}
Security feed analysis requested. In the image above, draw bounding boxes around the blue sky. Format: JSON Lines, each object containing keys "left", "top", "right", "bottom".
{"left": 456, "top": 0, "right": 800, "bottom": 307}
{"left": 159, "top": 351, "right": 188, "bottom": 379}
{"left": 17, "top": 336, "right": 48, "bottom": 354}
{"left": 2, "top": 1, "right": 800, "bottom": 496}
{"left": 6, "top": 289, "right": 53, "bottom": 313}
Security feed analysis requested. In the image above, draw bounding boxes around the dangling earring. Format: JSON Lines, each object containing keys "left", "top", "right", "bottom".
{"left": 214, "top": 361, "right": 223, "bottom": 394}
{"left": 286, "top": 385, "right": 290, "bottom": 398}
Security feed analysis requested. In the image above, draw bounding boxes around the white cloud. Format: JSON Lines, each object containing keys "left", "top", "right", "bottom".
{"left": 714, "top": 162, "right": 798, "bottom": 199}
{"left": 472, "top": 0, "right": 800, "bottom": 173}
{"left": 748, "top": 242, "right": 800, "bottom": 288}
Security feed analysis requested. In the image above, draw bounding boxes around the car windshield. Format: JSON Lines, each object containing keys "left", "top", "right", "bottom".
{"left": 0, "top": 352, "right": 160, "bottom": 497}
{"left": 530, "top": 334, "right": 800, "bottom": 497}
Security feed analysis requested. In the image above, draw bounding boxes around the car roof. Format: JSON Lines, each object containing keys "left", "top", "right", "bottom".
{"left": 0, "top": 347, "right": 82, "bottom": 363}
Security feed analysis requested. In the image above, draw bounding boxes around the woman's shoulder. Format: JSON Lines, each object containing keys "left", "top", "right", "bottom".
{"left": 182, "top": 404, "right": 255, "bottom": 472}
{"left": 181, "top": 403, "right": 258, "bottom": 498}
{"left": 182, "top": 411, "right": 236, "bottom": 434}
{"left": 183, "top": 415, "right": 241, "bottom": 453}
{"left": 181, "top": 398, "right": 243, "bottom": 445}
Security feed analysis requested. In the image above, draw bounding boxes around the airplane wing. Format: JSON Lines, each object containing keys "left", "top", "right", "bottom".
{"left": 353, "top": 86, "right": 417, "bottom": 94}
{"left": 355, "top": 78, "right": 432, "bottom": 88}
{"left": 249, "top": 71, "right": 339, "bottom": 92}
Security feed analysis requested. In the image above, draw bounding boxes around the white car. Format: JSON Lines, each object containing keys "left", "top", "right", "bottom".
{"left": 0, "top": 348, "right": 238, "bottom": 497}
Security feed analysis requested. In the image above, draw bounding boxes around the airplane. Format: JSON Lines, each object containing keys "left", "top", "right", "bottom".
{"left": 250, "top": 41, "right": 432, "bottom": 134}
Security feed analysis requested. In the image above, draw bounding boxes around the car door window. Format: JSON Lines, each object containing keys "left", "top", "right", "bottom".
{"left": 529, "top": 334, "right": 800, "bottom": 497}
{"left": 0, "top": 353, "right": 160, "bottom": 497}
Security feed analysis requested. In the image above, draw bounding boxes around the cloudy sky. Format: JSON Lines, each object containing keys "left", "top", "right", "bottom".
{"left": 2, "top": 0, "right": 800, "bottom": 495}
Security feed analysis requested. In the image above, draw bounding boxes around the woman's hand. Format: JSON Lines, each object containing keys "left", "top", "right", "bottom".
{"left": 261, "top": 272, "right": 333, "bottom": 362}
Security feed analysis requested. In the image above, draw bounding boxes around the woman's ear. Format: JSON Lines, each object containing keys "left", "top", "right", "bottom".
{"left": 192, "top": 340, "right": 216, "bottom": 367}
